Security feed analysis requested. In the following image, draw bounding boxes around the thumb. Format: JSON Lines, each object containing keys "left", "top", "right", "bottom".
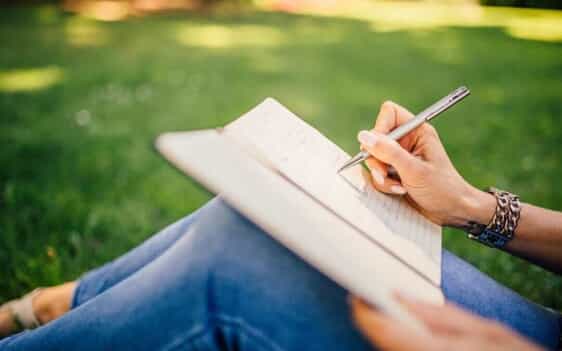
{"left": 357, "top": 130, "right": 423, "bottom": 177}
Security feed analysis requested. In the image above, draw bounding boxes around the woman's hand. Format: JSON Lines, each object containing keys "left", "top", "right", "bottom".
{"left": 357, "top": 101, "right": 495, "bottom": 227}
{"left": 350, "top": 296, "right": 543, "bottom": 351}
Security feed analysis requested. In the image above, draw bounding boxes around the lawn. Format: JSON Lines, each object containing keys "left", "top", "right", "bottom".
{"left": 0, "top": 3, "right": 561, "bottom": 311}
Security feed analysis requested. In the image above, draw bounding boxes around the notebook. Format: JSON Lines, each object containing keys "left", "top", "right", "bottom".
{"left": 156, "top": 98, "right": 443, "bottom": 329}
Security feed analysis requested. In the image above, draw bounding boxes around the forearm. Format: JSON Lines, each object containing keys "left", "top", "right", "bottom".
{"left": 457, "top": 189, "right": 562, "bottom": 274}
{"left": 504, "top": 203, "right": 562, "bottom": 273}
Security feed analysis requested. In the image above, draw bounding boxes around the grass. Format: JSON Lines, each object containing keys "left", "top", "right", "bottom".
{"left": 0, "top": 3, "right": 561, "bottom": 311}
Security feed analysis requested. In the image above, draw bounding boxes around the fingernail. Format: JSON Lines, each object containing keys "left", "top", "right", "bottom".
{"left": 390, "top": 185, "right": 406, "bottom": 195}
{"left": 357, "top": 130, "right": 377, "bottom": 148}
{"left": 371, "top": 170, "right": 384, "bottom": 185}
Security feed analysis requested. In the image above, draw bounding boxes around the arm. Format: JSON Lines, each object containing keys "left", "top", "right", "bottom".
{"left": 358, "top": 101, "right": 562, "bottom": 274}
{"left": 465, "top": 192, "right": 562, "bottom": 273}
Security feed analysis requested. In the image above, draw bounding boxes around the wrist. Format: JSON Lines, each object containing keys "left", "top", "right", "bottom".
{"left": 447, "top": 185, "right": 496, "bottom": 228}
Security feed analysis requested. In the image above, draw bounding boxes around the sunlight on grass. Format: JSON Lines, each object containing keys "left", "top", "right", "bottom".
{"left": 285, "top": 1, "right": 562, "bottom": 42}
{"left": 65, "top": 17, "right": 109, "bottom": 47}
{"left": 0, "top": 66, "right": 64, "bottom": 93}
{"left": 71, "top": 1, "right": 129, "bottom": 22}
{"left": 505, "top": 17, "right": 562, "bottom": 42}
{"left": 1, "top": 3, "right": 561, "bottom": 310}
{"left": 176, "top": 24, "right": 286, "bottom": 48}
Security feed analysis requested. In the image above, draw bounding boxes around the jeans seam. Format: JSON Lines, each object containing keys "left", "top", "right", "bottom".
{"left": 162, "top": 323, "right": 207, "bottom": 351}
{"left": 216, "top": 314, "right": 285, "bottom": 351}
{"left": 164, "top": 315, "right": 286, "bottom": 351}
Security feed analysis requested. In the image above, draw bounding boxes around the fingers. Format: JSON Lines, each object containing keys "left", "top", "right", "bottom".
{"left": 373, "top": 101, "right": 420, "bottom": 150}
{"left": 373, "top": 101, "right": 414, "bottom": 134}
{"left": 364, "top": 157, "right": 387, "bottom": 184}
{"left": 364, "top": 157, "right": 406, "bottom": 195}
{"left": 397, "top": 297, "right": 545, "bottom": 351}
{"left": 396, "top": 295, "right": 494, "bottom": 336}
{"left": 373, "top": 100, "right": 446, "bottom": 158}
{"left": 358, "top": 130, "right": 425, "bottom": 184}
{"left": 350, "top": 297, "right": 439, "bottom": 351}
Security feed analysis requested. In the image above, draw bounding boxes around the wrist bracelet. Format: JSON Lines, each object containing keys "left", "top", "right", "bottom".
{"left": 466, "top": 187, "right": 521, "bottom": 248}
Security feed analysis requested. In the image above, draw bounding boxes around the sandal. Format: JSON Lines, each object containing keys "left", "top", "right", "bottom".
{"left": 0, "top": 289, "right": 42, "bottom": 336}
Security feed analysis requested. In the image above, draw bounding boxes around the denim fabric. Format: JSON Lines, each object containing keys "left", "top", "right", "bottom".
{"left": 1, "top": 197, "right": 560, "bottom": 350}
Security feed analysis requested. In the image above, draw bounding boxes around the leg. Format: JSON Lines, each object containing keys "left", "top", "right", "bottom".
{"left": 442, "top": 251, "right": 561, "bottom": 350}
{"left": 78, "top": 197, "right": 561, "bottom": 347}
{"left": 0, "top": 198, "right": 373, "bottom": 351}
{"left": 72, "top": 203, "right": 203, "bottom": 307}
{"left": 1, "top": 201, "right": 202, "bottom": 336}
{"left": 73, "top": 200, "right": 561, "bottom": 349}
{"left": 2, "top": 200, "right": 559, "bottom": 350}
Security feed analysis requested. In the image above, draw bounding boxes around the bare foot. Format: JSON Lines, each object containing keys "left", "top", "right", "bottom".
{"left": 0, "top": 281, "right": 76, "bottom": 338}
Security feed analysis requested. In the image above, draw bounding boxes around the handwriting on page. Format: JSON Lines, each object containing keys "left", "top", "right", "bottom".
{"left": 225, "top": 99, "right": 441, "bottom": 268}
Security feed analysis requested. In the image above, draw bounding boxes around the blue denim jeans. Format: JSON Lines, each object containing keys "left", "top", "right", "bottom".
{"left": 1, "top": 198, "right": 560, "bottom": 350}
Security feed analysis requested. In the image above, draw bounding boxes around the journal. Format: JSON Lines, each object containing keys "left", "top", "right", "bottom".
{"left": 156, "top": 98, "right": 443, "bottom": 330}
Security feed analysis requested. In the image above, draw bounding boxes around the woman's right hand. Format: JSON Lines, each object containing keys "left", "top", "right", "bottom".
{"left": 357, "top": 101, "right": 495, "bottom": 228}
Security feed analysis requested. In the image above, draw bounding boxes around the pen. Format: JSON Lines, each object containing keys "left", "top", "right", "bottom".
{"left": 337, "top": 86, "right": 470, "bottom": 173}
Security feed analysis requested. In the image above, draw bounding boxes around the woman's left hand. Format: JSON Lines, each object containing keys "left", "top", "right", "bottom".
{"left": 350, "top": 296, "right": 544, "bottom": 351}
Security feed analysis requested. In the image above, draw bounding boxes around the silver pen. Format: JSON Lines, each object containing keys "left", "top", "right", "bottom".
{"left": 337, "top": 86, "right": 471, "bottom": 173}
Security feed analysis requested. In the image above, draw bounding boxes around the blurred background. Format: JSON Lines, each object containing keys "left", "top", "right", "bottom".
{"left": 0, "top": 0, "right": 561, "bottom": 312}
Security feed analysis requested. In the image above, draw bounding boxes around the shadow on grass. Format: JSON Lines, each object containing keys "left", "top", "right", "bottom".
{"left": 0, "top": 6, "right": 561, "bottom": 309}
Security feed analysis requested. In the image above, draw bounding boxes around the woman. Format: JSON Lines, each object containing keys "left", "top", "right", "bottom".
{"left": 0, "top": 101, "right": 560, "bottom": 350}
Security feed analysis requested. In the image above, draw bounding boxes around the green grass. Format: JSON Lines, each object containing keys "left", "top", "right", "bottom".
{"left": 0, "top": 4, "right": 561, "bottom": 311}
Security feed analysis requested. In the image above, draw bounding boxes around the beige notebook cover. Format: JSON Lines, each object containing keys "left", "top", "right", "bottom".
{"left": 156, "top": 98, "right": 444, "bottom": 329}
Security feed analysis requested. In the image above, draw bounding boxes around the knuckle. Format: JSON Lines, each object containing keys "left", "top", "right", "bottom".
{"left": 381, "top": 142, "right": 400, "bottom": 160}
{"left": 408, "top": 164, "right": 426, "bottom": 179}
{"left": 398, "top": 154, "right": 429, "bottom": 179}
{"left": 381, "top": 100, "right": 395, "bottom": 109}
{"left": 424, "top": 124, "right": 438, "bottom": 137}
{"left": 416, "top": 162, "right": 432, "bottom": 176}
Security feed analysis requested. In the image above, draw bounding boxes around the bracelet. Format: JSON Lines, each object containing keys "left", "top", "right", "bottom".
{"left": 491, "top": 188, "right": 521, "bottom": 237}
{"left": 466, "top": 187, "right": 521, "bottom": 248}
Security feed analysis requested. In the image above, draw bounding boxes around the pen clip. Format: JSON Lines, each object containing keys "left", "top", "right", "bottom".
{"left": 425, "top": 86, "right": 470, "bottom": 121}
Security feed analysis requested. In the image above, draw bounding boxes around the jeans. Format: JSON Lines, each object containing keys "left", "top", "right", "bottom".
{"left": 1, "top": 197, "right": 560, "bottom": 350}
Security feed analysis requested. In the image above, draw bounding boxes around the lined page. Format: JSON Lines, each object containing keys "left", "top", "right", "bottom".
{"left": 224, "top": 98, "right": 441, "bottom": 284}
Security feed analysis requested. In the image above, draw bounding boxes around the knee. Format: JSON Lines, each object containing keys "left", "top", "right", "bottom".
{"left": 194, "top": 197, "right": 342, "bottom": 301}
{"left": 187, "top": 198, "right": 262, "bottom": 253}
{"left": 176, "top": 197, "right": 283, "bottom": 284}
{"left": 206, "top": 197, "right": 252, "bottom": 226}
{"left": 186, "top": 196, "right": 324, "bottom": 296}
{"left": 164, "top": 198, "right": 361, "bottom": 349}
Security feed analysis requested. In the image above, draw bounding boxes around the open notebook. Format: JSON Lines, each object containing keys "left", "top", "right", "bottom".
{"left": 156, "top": 98, "right": 443, "bottom": 329}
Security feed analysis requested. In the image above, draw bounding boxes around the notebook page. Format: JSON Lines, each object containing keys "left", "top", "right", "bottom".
{"left": 224, "top": 98, "right": 442, "bottom": 284}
